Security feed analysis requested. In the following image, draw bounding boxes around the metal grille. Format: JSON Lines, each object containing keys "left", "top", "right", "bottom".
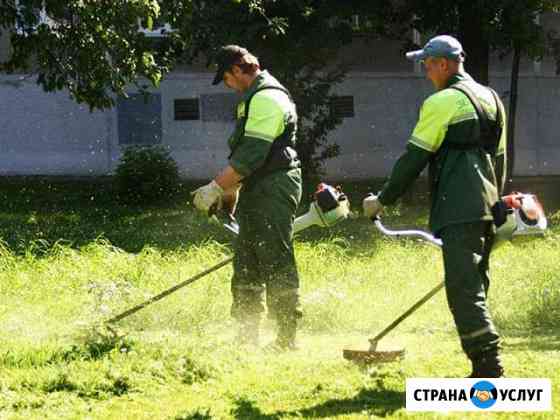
{"left": 330, "top": 96, "right": 355, "bottom": 118}
{"left": 174, "top": 98, "right": 200, "bottom": 120}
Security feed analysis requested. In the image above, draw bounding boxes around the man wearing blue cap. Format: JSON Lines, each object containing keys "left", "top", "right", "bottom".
{"left": 363, "top": 35, "right": 507, "bottom": 377}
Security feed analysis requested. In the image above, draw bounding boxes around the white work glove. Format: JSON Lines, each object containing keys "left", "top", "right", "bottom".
{"left": 191, "top": 180, "right": 224, "bottom": 215}
{"left": 362, "top": 193, "right": 384, "bottom": 219}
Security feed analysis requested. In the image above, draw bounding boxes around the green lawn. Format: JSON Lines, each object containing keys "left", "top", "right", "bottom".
{"left": 0, "top": 178, "right": 559, "bottom": 419}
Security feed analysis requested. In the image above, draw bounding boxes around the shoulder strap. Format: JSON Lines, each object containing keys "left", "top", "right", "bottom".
{"left": 451, "top": 82, "right": 492, "bottom": 136}
{"left": 229, "top": 86, "right": 292, "bottom": 159}
{"left": 450, "top": 82, "right": 501, "bottom": 152}
{"left": 488, "top": 87, "right": 504, "bottom": 133}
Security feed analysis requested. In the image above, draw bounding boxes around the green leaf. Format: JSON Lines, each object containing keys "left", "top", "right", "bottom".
{"left": 142, "top": 52, "right": 155, "bottom": 68}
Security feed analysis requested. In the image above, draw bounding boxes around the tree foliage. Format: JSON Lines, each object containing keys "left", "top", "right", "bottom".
{"left": 0, "top": 0, "right": 169, "bottom": 109}
{"left": 372, "top": 0, "right": 560, "bottom": 83}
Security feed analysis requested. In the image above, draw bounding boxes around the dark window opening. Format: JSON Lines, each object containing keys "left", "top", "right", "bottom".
{"left": 175, "top": 98, "right": 200, "bottom": 120}
{"left": 330, "top": 96, "right": 355, "bottom": 118}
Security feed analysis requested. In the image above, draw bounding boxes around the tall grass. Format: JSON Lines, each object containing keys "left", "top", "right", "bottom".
{"left": 0, "top": 178, "right": 559, "bottom": 419}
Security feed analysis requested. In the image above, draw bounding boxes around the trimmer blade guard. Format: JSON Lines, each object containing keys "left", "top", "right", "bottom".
{"left": 342, "top": 348, "right": 405, "bottom": 364}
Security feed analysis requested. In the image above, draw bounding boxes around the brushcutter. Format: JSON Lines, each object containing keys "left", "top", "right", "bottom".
{"left": 105, "top": 183, "right": 350, "bottom": 325}
{"left": 342, "top": 192, "right": 548, "bottom": 364}
{"left": 493, "top": 192, "right": 547, "bottom": 246}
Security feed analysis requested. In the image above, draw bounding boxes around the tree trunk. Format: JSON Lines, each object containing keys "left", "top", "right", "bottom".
{"left": 458, "top": 3, "right": 489, "bottom": 85}
{"left": 507, "top": 44, "right": 521, "bottom": 185}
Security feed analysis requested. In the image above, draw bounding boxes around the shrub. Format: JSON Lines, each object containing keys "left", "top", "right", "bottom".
{"left": 115, "top": 146, "right": 180, "bottom": 204}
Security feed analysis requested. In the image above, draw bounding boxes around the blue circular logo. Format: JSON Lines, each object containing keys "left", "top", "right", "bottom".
{"left": 470, "top": 381, "right": 498, "bottom": 409}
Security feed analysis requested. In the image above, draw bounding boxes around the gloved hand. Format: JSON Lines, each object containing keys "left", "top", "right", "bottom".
{"left": 191, "top": 180, "right": 224, "bottom": 215}
{"left": 362, "top": 193, "right": 383, "bottom": 219}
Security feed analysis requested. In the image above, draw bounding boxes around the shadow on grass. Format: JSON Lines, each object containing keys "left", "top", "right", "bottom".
{"left": 231, "top": 388, "right": 405, "bottom": 419}
{"left": 1, "top": 176, "right": 557, "bottom": 256}
{"left": 0, "top": 177, "right": 233, "bottom": 254}
{"left": 502, "top": 332, "right": 560, "bottom": 352}
{"left": 0, "top": 177, "right": 431, "bottom": 257}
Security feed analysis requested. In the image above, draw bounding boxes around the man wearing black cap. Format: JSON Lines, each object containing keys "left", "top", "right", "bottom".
{"left": 363, "top": 35, "right": 508, "bottom": 377}
{"left": 191, "top": 45, "right": 302, "bottom": 350}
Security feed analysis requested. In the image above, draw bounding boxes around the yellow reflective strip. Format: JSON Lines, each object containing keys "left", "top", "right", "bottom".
{"left": 409, "top": 136, "right": 436, "bottom": 153}
{"left": 460, "top": 326, "right": 492, "bottom": 340}
{"left": 244, "top": 130, "right": 275, "bottom": 142}
{"left": 449, "top": 112, "right": 477, "bottom": 125}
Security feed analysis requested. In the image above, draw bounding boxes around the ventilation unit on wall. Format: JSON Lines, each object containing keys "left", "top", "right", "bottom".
{"left": 174, "top": 98, "right": 200, "bottom": 120}
{"left": 330, "top": 96, "right": 355, "bottom": 118}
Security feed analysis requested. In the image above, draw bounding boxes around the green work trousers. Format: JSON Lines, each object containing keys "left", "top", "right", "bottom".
{"left": 231, "top": 169, "right": 302, "bottom": 324}
{"left": 439, "top": 221, "right": 501, "bottom": 361}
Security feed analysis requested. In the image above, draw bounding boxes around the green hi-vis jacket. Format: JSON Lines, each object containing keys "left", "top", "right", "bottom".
{"left": 378, "top": 73, "right": 507, "bottom": 234}
{"left": 228, "top": 71, "right": 299, "bottom": 181}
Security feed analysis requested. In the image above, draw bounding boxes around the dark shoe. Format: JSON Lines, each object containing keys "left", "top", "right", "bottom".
{"left": 266, "top": 317, "right": 298, "bottom": 352}
{"left": 468, "top": 352, "right": 505, "bottom": 378}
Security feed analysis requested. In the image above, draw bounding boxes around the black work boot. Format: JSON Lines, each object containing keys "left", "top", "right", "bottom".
{"left": 468, "top": 351, "right": 505, "bottom": 378}
{"left": 266, "top": 317, "right": 298, "bottom": 352}
{"left": 235, "top": 316, "right": 260, "bottom": 347}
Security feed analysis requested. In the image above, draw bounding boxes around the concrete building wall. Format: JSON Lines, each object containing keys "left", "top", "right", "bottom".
{"left": 1, "top": 10, "right": 559, "bottom": 178}
{"left": 0, "top": 76, "right": 111, "bottom": 175}
{"left": 325, "top": 74, "right": 560, "bottom": 180}
{"left": 1, "top": 71, "right": 559, "bottom": 179}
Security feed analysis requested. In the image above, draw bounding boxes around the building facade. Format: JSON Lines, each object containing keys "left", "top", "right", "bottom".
{"left": 1, "top": 13, "right": 560, "bottom": 179}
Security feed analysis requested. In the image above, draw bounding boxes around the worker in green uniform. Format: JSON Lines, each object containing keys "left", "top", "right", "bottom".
{"left": 363, "top": 35, "right": 507, "bottom": 377}
{"left": 191, "top": 45, "right": 302, "bottom": 350}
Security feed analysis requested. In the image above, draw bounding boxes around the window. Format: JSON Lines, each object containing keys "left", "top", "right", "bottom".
{"left": 117, "top": 93, "right": 162, "bottom": 145}
{"left": 138, "top": 16, "right": 174, "bottom": 38}
{"left": 15, "top": 0, "right": 77, "bottom": 35}
{"left": 174, "top": 98, "right": 200, "bottom": 120}
{"left": 330, "top": 96, "right": 355, "bottom": 118}
{"left": 15, "top": 0, "right": 50, "bottom": 35}
{"left": 15, "top": 1, "right": 172, "bottom": 37}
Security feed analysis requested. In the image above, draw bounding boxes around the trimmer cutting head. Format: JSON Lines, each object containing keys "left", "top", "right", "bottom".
{"left": 343, "top": 339, "right": 405, "bottom": 363}
{"left": 343, "top": 348, "right": 405, "bottom": 363}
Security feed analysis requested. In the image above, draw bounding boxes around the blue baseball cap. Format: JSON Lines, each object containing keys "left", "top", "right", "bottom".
{"left": 406, "top": 35, "right": 465, "bottom": 62}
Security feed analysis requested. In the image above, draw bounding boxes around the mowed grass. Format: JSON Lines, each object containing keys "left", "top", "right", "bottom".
{"left": 0, "top": 177, "right": 559, "bottom": 419}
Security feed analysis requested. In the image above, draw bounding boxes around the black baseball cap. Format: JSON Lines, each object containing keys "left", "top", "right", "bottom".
{"left": 212, "top": 45, "right": 249, "bottom": 85}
